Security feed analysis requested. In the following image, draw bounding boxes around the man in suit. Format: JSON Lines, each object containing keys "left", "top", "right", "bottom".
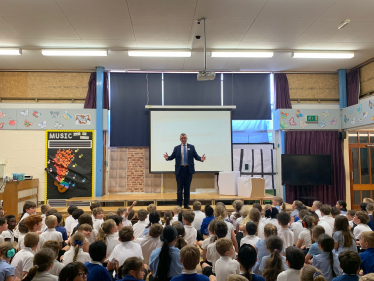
{"left": 163, "top": 133, "right": 206, "bottom": 209}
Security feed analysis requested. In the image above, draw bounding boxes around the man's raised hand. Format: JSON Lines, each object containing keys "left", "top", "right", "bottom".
{"left": 163, "top": 152, "right": 169, "bottom": 160}
{"left": 202, "top": 154, "right": 206, "bottom": 162}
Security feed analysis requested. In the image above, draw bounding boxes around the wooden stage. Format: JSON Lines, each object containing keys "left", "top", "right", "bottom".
{"left": 65, "top": 192, "right": 276, "bottom": 207}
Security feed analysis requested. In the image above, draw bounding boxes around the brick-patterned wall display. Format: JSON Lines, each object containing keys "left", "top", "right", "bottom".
{"left": 108, "top": 147, "right": 161, "bottom": 193}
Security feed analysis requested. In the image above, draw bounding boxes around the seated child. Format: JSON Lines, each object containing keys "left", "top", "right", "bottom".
{"left": 253, "top": 224, "right": 278, "bottom": 275}
{"left": 85, "top": 241, "right": 112, "bottom": 281}
{"left": 40, "top": 215, "right": 63, "bottom": 248}
{"left": 62, "top": 232, "right": 91, "bottom": 265}
{"left": 42, "top": 240, "right": 65, "bottom": 276}
{"left": 215, "top": 238, "right": 240, "bottom": 281}
{"left": 300, "top": 265, "right": 327, "bottom": 281}
{"left": 11, "top": 232, "right": 39, "bottom": 279}
{"left": 230, "top": 200, "right": 243, "bottom": 229}
{"left": 199, "top": 219, "right": 216, "bottom": 263}
{"left": 277, "top": 246, "right": 304, "bottom": 281}
{"left": 259, "top": 235, "right": 288, "bottom": 276}
{"left": 145, "top": 204, "right": 157, "bottom": 225}
{"left": 332, "top": 250, "right": 361, "bottom": 281}
{"left": 272, "top": 196, "right": 286, "bottom": 213}
{"left": 200, "top": 205, "right": 215, "bottom": 237}
{"left": 142, "top": 211, "right": 160, "bottom": 237}
{"left": 135, "top": 223, "right": 163, "bottom": 264}
{"left": 54, "top": 213, "right": 68, "bottom": 241}
{"left": 172, "top": 206, "right": 182, "bottom": 224}
{"left": 305, "top": 225, "right": 325, "bottom": 264}
{"left": 172, "top": 222, "right": 187, "bottom": 250}
{"left": 0, "top": 217, "right": 10, "bottom": 243}
{"left": 226, "top": 274, "right": 249, "bottom": 281}
{"left": 277, "top": 212, "right": 294, "bottom": 248}
{"left": 366, "top": 203, "right": 374, "bottom": 231}
{"left": 183, "top": 211, "right": 197, "bottom": 245}
{"left": 333, "top": 215, "right": 357, "bottom": 254}
{"left": 359, "top": 231, "right": 374, "bottom": 275}
{"left": 237, "top": 244, "right": 265, "bottom": 281}
{"left": 19, "top": 201, "right": 36, "bottom": 222}
{"left": 171, "top": 244, "right": 209, "bottom": 281}
{"left": 120, "top": 257, "right": 146, "bottom": 281}
{"left": 90, "top": 202, "right": 101, "bottom": 222}
{"left": 0, "top": 242, "right": 16, "bottom": 280}
{"left": 93, "top": 207, "right": 104, "bottom": 232}
{"left": 192, "top": 201, "right": 206, "bottom": 232}
{"left": 117, "top": 201, "right": 137, "bottom": 227}
{"left": 65, "top": 205, "right": 78, "bottom": 237}
{"left": 96, "top": 219, "right": 120, "bottom": 261}
{"left": 133, "top": 209, "right": 148, "bottom": 239}
{"left": 331, "top": 207, "right": 341, "bottom": 218}
{"left": 5, "top": 215, "right": 16, "bottom": 245}
{"left": 20, "top": 215, "right": 45, "bottom": 251}
{"left": 312, "top": 234, "right": 342, "bottom": 281}
{"left": 22, "top": 248, "right": 57, "bottom": 281}
{"left": 290, "top": 200, "right": 304, "bottom": 223}
{"left": 107, "top": 226, "right": 143, "bottom": 271}
{"left": 312, "top": 201, "right": 323, "bottom": 218}
{"left": 352, "top": 211, "right": 372, "bottom": 240}
{"left": 164, "top": 211, "right": 173, "bottom": 227}
{"left": 319, "top": 205, "right": 335, "bottom": 230}
{"left": 336, "top": 201, "right": 347, "bottom": 216}
{"left": 240, "top": 222, "right": 260, "bottom": 247}
{"left": 296, "top": 215, "right": 316, "bottom": 252}
{"left": 40, "top": 204, "right": 51, "bottom": 232}
{"left": 78, "top": 224, "right": 93, "bottom": 253}
{"left": 346, "top": 210, "right": 356, "bottom": 229}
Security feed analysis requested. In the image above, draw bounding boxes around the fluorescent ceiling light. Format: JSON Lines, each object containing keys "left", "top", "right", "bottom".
{"left": 41, "top": 49, "right": 107, "bottom": 56}
{"left": 338, "top": 19, "right": 351, "bottom": 30}
{"left": 292, "top": 51, "right": 354, "bottom": 59}
{"left": 128, "top": 50, "right": 191, "bottom": 57}
{"left": 0, "top": 48, "right": 21, "bottom": 55}
{"left": 211, "top": 50, "right": 273, "bottom": 58}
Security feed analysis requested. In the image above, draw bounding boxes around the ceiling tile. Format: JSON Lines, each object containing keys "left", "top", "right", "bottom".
{"left": 0, "top": 16, "right": 23, "bottom": 38}
{"left": 242, "top": 20, "right": 313, "bottom": 42}
{"left": 319, "top": 0, "right": 374, "bottom": 22}
{"left": 56, "top": 0, "right": 130, "bottom": 18}
{"left": 290, "top": 42, "right": 374, "bottom": 51}
{"left": 128, "top": 0, "right": 197, "bottom": 19}
{"left": 194, "top": 0, "right": 267, "bottom": 20}
{"left": 83, "top": 39, "right": 137, "bottom": 48}
{"left": 135, "top": 41, "right": 190, "bottom": 49}
{"left": 3, "top": 16, "right": 79, "bottom": 39}
{"left": 45, "top": 56, "right": 97, "bottom": 70}
{"left": 295, "top": 21, "right": 374, "bottom": 43}
{"left": 182, "top": 51, "right": 229, "bottom": 70}
{"left": 257, "top": 0, "right": 336, "bottom": 21}
{"left": 193, "top": 40, "right": 240, "bottom": 49}
{"left": 132, "top": 19, "right": 193, "bottom": 41}
{"left": 0, "top": 38, "right": 86, "bottom": 48}
{"left": 195, "top": 20, "right": 253, "bottom": 42}
{"left": 139, "top": 57, "right": 185, "bottom": 70}
{"left": 68, "top": 18, "right": 135, "bottom": 40}
{"left": 93, "top": 51, "right": 141, "bottom": 70}
{"left": 237, "top": 41, "right": 292, "bottom": 49}
{"left": 0, "top": 0, "right": 65, "bottom": 17}
{"left": 0, "top": 49, "right": 59, "bottom": 70}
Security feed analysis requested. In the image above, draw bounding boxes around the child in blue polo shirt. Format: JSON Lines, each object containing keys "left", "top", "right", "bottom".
{"left": 332, "top": 250, "right": 361, "bottom": 281}
{"left": 359, "top": 231, "right": 374, "bottom": 275}
{"left": 85, "top": 241, "right": 111, "bottom": 281}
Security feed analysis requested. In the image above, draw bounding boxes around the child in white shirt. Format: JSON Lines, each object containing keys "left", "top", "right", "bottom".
{"left": 240, "top": 221, "right": 260, "bottom": 247}
{"left": 215, "top": 238, "right": 240, "bottom": 281}
{"left": 192, "top": 201, "right": 206, "bottom": 231}
{"left": 107, "top": 226, "right": 143, "bottom": 271}
{"left": 92, "top": 207, "right": 104, "bottom": 232}
{"left": 19, "top": 215, "right": 45, "bottom": 252}
{"left": 133, "top": 209, "right": 148, "bottom": 239}
{"left": 117, "top": 201, "right": 137, "bottom": 227}
{"left": 172, "top": 206, "right": 182, "bottom": 224}
{"left": 90, "top": 202, "right": 101, "bottom": 222}
{"left": 353, "top": 211, "right": 372, "bottom": 240}
{"left": 290, "top": 209, "right": 310, "bottom": 246}
{"left": 296, "top": 216, "right": 315, "bottom": 250}
{"left": 22, "top": 248, "right": 58, "bottom": 281}
{"left": 145, "top": 203, "right": 157, "bottom": 225}
{"left": 199, "top": 219, "right": 216, "bottom": 262}
{"left": 42, "top": 240, "right": 65, "bottom": 277}
{"left": 96, "top": 219, "right": 120, "bottom": 261}
{"left": 183, "top": 211, "right": 197, "bottom": 245}
{"left": 0, "top": 217, "right": 10, "bottom": 243}
{"left": 62, "top": 232, "right": 91, "bottom": 265}
{"left": 135, "top": 223, "right": 163, "bottom": 264}
{"left": 40, "top": 215, "right": 63, "bottom": 248}
{"left": 277, "top": 212, "right": 294, "bottom": 248}
{"left": 40, "top": 204, "right": 51, "bottom": 232}
{"left": 346, "top": 210, "right": 356, "bottom": 228}
{"left": 65, "top": 205, "right": 78, "bottom": 237}
{"left": 277, "top": 246, "right": 304, "bottom": 281}
{"left": 15, "top": 201, "right": 36, "bottom": 239}
{"left": 11, "top": 232, "right": 39, "bottom": 279}
{"left": 319, "top": 205, "right": 335, "bottom": 230}
{"left": 311, "top": 201, "right": 323, "bottom": 218}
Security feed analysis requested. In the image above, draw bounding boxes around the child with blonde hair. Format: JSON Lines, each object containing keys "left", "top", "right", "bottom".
{"left": 215, "top": 205, "right": 238, "bottom": 252}
{"left": 96, "top": 219, "right": 119, "bottom": 260}
{"left": 40, "top": 215, "right": 63, "bottom": 248}
{"left": 62, "top": 232, "right": 90, "bottom": 265}
{"left": 359, "top": 231, "right": 374, "bottom": 275}
{"left": 290, "top": 200, "right": 304, "bottom": 223}
{"left": 215, "top": 238, "right": 240, "bottom": 281}
{"left": 22, "top": 248, "right": 57, "bottom": 281}
{"left": 183, "top": 211, "right": 197, "bottom": 245}
{"left": 253, "top": 224, "right": 278, "bottom": 275}
{"left": 272, "top": 196, "right": 286, "bottom": 212}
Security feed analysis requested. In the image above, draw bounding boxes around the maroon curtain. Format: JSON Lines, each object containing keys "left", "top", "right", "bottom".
{"left": 285, "top": 131, "right": 346, "bottom": 206}
{"left": 275, "top": 73, "right": 292, "bottom": 110}
{"left": 84, "top": 72, "right": 109, "bottom": 110}
{"left": 347, "top": 68, "right": 360, "bottom": 106}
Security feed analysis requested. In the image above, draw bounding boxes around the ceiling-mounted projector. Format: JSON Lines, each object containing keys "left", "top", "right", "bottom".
{"left": 197, "top": 71, "right": 216, "bottom": 81}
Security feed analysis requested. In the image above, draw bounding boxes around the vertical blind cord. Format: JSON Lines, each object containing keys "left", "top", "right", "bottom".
{"left": 146, "top": 72, "right": 149, "bottom": 105}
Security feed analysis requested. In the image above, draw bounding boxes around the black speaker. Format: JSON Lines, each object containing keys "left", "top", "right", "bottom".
{"left": 339, "top": 131, "right": 347, "bottom": 139}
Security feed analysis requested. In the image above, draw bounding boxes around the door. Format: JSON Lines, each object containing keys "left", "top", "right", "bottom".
{"left": 349, "top": 132, "right": 374, "bottom": 209}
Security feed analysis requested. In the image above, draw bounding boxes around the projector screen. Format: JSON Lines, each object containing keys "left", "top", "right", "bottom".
{"left": 150, "top": 110, "right": 232, "bottom": 173}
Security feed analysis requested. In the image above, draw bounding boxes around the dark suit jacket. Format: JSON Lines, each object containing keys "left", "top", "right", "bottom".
{"left": 167, "top": 144, "right": 202, "bottom": 175}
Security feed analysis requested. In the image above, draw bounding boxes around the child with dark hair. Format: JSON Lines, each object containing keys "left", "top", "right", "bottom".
{"left": 264, "top": 206, "right": 280, "bottom": 230}
{"left": 336, "top": 201, "right": 347, "bottom": 215}
{"left": 240, "top": 222, "right": 260, "bottom": 247}
{"left": 260, "top": 235, "right": 288, "bottom": 280}
{"left": 149, "top": 225, "right": 183, "bottom": 281}
{"left": 305, "top": 225, "right": 325, "bottom": 264}
{"left": 172, "top": 221, "right": 187, "bottom": 250}
{"left": 22, "top": 248, "right": 57, "bottom": 281}
{"left": 320, "top": 205, "right": 335, "bottom": 230}
{"left": 71, "top": 208, "right": 84, "bottom": 235}
{"left": 331, "top": 207, "right": 341, "bottom": 218}
{"left": 346, "top": 210, "right": 356, "bottom": 229}
{"left": 142, "top": 211, "right": 160, "bottom": 237}
{"left": 332, "top": 251, "right": 361, "bottom": 281}
{"left": 237, "top": 244, "right": 264, "bottom": 281}
{"left": 253, "top": 224, "right": 278, "bottom": 275}
{"left": 312, "top": 234, "right": 342, "bottom": 281}
{"left": 183, "top": 210, "right": 197, "bottom": 245}
{"left": 360, "top": 203, "right": 367, "bottom": 212}
{"left": 65, "top": 205, "right": 78, "bottom": 236}
{"left": 85, "top": 241, "right": 111, "bottom": 281}
{"left": 5, "top": 215, "right": 16, "bottom": 245}
{"left": 296, "top": 215, "right": 316, "bottom": 252}
{"left": 135, "top": 223, "right": 163, "bottom": 264}
{"left": 0, "top": 217, "right": 10, "bottom": 243}
{"left": 200, "top": 205, "right": 214, "bottom": 237}
{"left": 164, "top": 211, "right": 173, "bottom": 227}
{"left": 20, "top": 201, "right": 37, "bottom": 222}
{"left": 59, "top": 262, "right": 88, "bottom": 281}
{"left": 353, "top": 211, "right": 371, "bottom": 240}
{"left": 290, "top": 200, "right": 304, "bottom": 223}
{"left": 133, "top": 209, "right": 148, "bottom": 240}
{"left": 277, "top": 246, "right": 304, "bottom": 281}
{"left": 333, "top": 215, "right": 357, "bottom": 254}
{"left": 121, "top": 257, "right": 145, "bottom": 281}
{"left": 277, "top": 212, "right": 294, "bottom": 248}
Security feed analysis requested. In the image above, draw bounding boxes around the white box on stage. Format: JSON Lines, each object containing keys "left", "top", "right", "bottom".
{"left": 237, "top": 177, "right": 252, "bottom": 197}
{"left": 218, "top": 171, "right": 239, "bottom": 195}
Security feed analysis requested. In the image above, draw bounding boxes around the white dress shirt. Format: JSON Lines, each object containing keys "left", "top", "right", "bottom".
{"left": 353, "top": 223, "right": 372, "bottom": 240}
{"left": 225, "top": 221, "right": 235, "bottom": 240}
{"left": 206, "top": 241, "right": 236, "bottom": 273}
{"left": 192, "top": 210, "right": 206, "bottom": 231}
{"left": 64, "top": 215, "right": 78, "bottom": 235}
{"left": 290, "top": 221, "right": 304, "bottom": 246}
{"left": 48, "top": 260, "right": 65, "bottom": 276}
{"left": 202, "top": 235, "right": 215, "bottom": 250}
{"left": 184, "top": 225, "right": 197, "bottom": 245}
{"left": 317, "top": 220, "right": 333, "bottom": 237}
{"left": 93, "top": 219, "right": 104, "bottom": 232}
{"left": 135, "top": 236, "right": 162, "bottom": 264}
{"left": 11, "top": 247, "right": 34, "bottom": 279}
{"left": 298, "top": 229, "right": 313, "bottom": 248}
{"left": 277, "top": 268, "right": 301, "bottom": 281}
{"left": 41, "top": 214, "right": 47, "bottom": 232}
{"left": 108, "top": 241, "right": 143, "bottom": 266}
{"left": 18, "top": 234, "right": 46, "bottom": 252}
{"left": 62, "top": 247, "right": 91, "bottom": 265}
{"left": 315, "top": 209, "right": 322, "bottom": 218}
{"left": 40, "top": 228, "right": 63, "bottom": 243}
{"left": 240, "top": 235, "right": 260, "bottom": 247}
{"left": 31, "top": 271, "right": 59, "bottom": 281}
{"left": 319, "top": 215, "right": 335, "bottom": 230}
{"left": 105, "top": 234, "right": 121, "bottom": 261}
{"left": 133, "top": 221, "right": 148, "bottom": 240}
{"left": 278, "top": 228, "right": 294, "bottom": 248}
{"left": 215, "top": 256, "right": 240, "bottom": 281}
